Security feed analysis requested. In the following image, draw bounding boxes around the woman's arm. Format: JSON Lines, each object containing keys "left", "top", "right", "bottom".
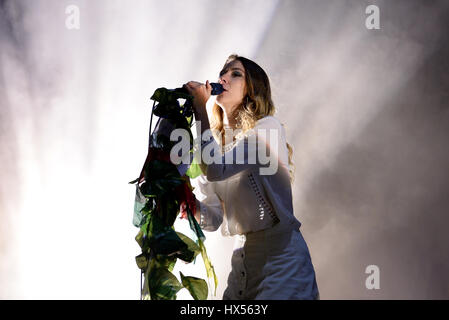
{"left": 191, "top": 173, "right": 224, "bottom": 232}
{"left": 183, "top": 80, "right": 212, "bottom": 135}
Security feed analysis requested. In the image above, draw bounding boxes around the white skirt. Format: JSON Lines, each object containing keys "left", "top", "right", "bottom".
{"left": 222, "top": 222, "right": 320, "bottom": 300}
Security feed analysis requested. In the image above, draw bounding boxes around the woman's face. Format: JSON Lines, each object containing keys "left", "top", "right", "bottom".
{"left": 216, "top": 60, "right": 247, "bottom": 113}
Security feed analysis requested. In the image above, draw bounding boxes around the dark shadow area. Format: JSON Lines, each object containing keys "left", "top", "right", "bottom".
{"left": 254, "top": 0, "right": 449, "bottom": 298}
{"left": 300, "top": 5, "right": 449, "bottom": 299}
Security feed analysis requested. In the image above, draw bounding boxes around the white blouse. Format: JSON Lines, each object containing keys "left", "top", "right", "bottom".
{"left": 191, "top": 116, "right": 301, "bottom": 236}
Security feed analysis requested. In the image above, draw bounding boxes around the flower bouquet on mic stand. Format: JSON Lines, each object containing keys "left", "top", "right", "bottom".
{"left": 129, "top": 83, "right": 223, "bottom": 300}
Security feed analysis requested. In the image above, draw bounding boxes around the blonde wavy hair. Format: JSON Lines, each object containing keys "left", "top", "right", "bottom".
{"left": 210, "top": 54, "right": 296, "bottom": 183}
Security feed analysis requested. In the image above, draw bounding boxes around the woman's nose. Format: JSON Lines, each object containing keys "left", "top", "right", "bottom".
{"left": 219, "top": 76, "right": 227, "bottom": 85}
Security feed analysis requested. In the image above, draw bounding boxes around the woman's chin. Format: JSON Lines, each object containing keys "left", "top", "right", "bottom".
{"left": 216, "top": 96, "right": 225, "bottom": 104}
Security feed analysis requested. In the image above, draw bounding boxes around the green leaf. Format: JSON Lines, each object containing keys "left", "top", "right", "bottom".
{"left": 145, "top": 260, "right": 183, "bottom": 300}
{"left": 199, "top": 238, "right": 218, "bottom": 296}
{"left": 185, "top": 209, "right": 218, "bottom": 296}
{"left": 146, "top": 207, "right": 169, "bottom": 236}
{"left": 148, "top": 159, "right": 180, "bottom": 178}
{"left": 128, "top": 177, "right": 140, "bottom": 184}
{"left": 150, "top": 229, "right": 187, "bottom": 256}
{"left": 134, "top": 85, "right": 217, "bottom": 300}
{"left": 135, "top": 253, "right": 148, "bottom": 270}
{"left": 133, "top": 185, "right": 148, "bottom": 227}
{"left": 180, "top": 272, "right": 208, "bottom": 300}
{"left": 150, "top": 88, "right": 169, "bottom": 102}
{"left": 143, "top": 160, "right": 185, "bottom": 197}
{"left": 155, "top": 255, "right": 177, "bottom": 272}
{"left": 187, "top": 208, "right": 205, "bottom": 242}
{"left": 170, "top": 88, "right": 193, "bottom": 100}
{"left": 157, "top": 195, "right": 180, "bottom": 227}
{"left": 147, "top": 215, "right": 187, "bottom": 256}
{"left": 175, "top": 232, "right": 200, "bottom": 263}
{"left": 135, "top": 230, "right": 144, "bottom": 249}
{"left": 153, "top": 101, "right": 182, "bottom": 119}
{"left": 185, "top": 159, "right": 203, "bottom": 179}
{"left": 152, "top": 134, "right": 174, "bottom": 151}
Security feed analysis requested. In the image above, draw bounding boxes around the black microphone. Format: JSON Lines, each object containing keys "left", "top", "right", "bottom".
{"left": 177, "top": 82, "right": 224, "bottom": 96}
{"left": 210, "top": 82, "right": 224, "bottom": 95}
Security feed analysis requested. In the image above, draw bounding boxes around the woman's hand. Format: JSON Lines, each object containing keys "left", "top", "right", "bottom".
{"left": 183, "top": 80, "right": 212, "bottom": 119}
